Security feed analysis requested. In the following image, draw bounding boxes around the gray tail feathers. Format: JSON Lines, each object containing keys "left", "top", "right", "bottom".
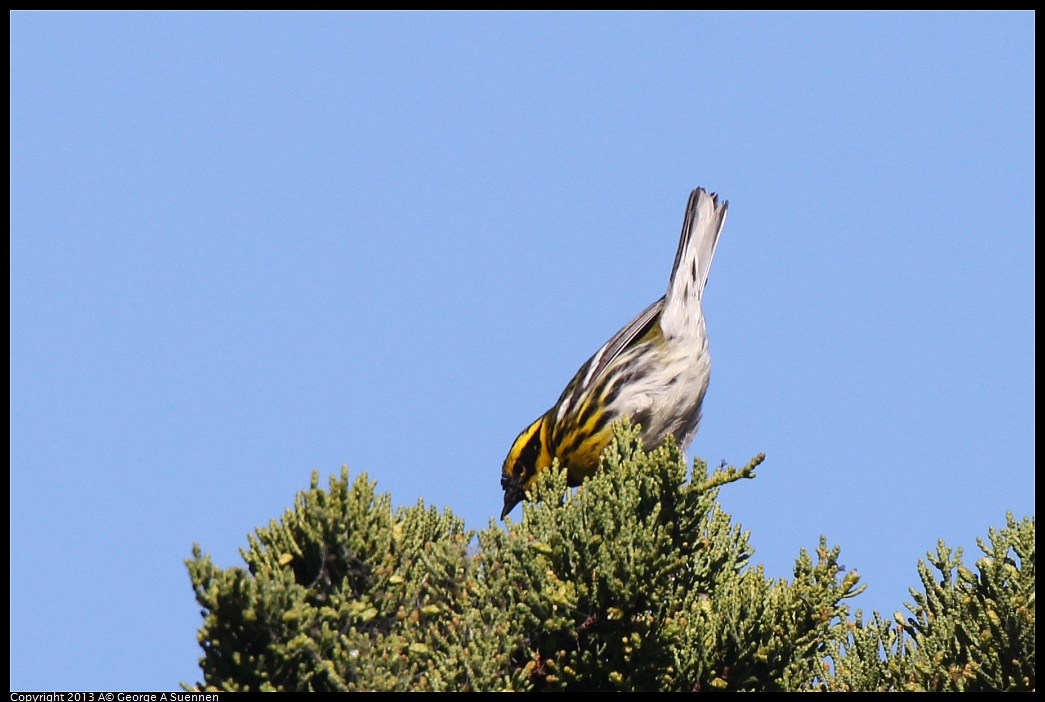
{"left": 660, "top": 188, "right": 728, "bottom": 336}
{"left": 666, "top": 188, "right": 727, "bottom": 305}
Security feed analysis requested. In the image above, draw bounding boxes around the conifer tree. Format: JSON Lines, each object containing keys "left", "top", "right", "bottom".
{"left": 186, "top": 423, "right": 1034, "bottom": 691}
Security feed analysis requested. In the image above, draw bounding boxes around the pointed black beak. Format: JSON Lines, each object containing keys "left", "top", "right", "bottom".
{"left": 500, "top": 473, "right": 525, "bottom": 520}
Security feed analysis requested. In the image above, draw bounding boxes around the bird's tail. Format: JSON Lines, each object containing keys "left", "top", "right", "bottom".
{"left": 660, "top": 188, "right": 728, "bottom": 337}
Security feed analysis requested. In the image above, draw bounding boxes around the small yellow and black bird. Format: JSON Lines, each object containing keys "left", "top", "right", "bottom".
{"left": 500, "top": 187, "right": 728, "bottom": 519}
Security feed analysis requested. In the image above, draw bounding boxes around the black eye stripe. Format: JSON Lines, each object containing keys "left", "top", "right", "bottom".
{"left": 513, "top": 427, "right": 543, "bottom": 477}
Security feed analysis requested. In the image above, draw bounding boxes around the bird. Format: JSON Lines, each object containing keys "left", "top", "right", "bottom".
{"left": 500, "top": 187, "right": 728, "bottom": 519}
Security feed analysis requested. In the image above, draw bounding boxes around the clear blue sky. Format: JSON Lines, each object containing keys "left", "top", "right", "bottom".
{"left": 10, "top": 11, "right": 1034, "bottom": 690}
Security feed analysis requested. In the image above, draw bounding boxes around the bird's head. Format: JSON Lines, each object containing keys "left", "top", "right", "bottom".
{"left": 500, "top": 413, "right": 553, "bottom": 519}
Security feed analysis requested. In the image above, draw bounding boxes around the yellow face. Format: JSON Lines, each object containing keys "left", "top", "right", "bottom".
{"left": 500, "top": 413, "right": 553, "bottom": 519}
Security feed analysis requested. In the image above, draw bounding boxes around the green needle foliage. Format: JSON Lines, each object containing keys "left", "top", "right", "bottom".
{"left": 821, "top": 513, "right": 1035, "bottom": 691}
{"left": 186, "top": 423, "right": 1034, "bottom": 691}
